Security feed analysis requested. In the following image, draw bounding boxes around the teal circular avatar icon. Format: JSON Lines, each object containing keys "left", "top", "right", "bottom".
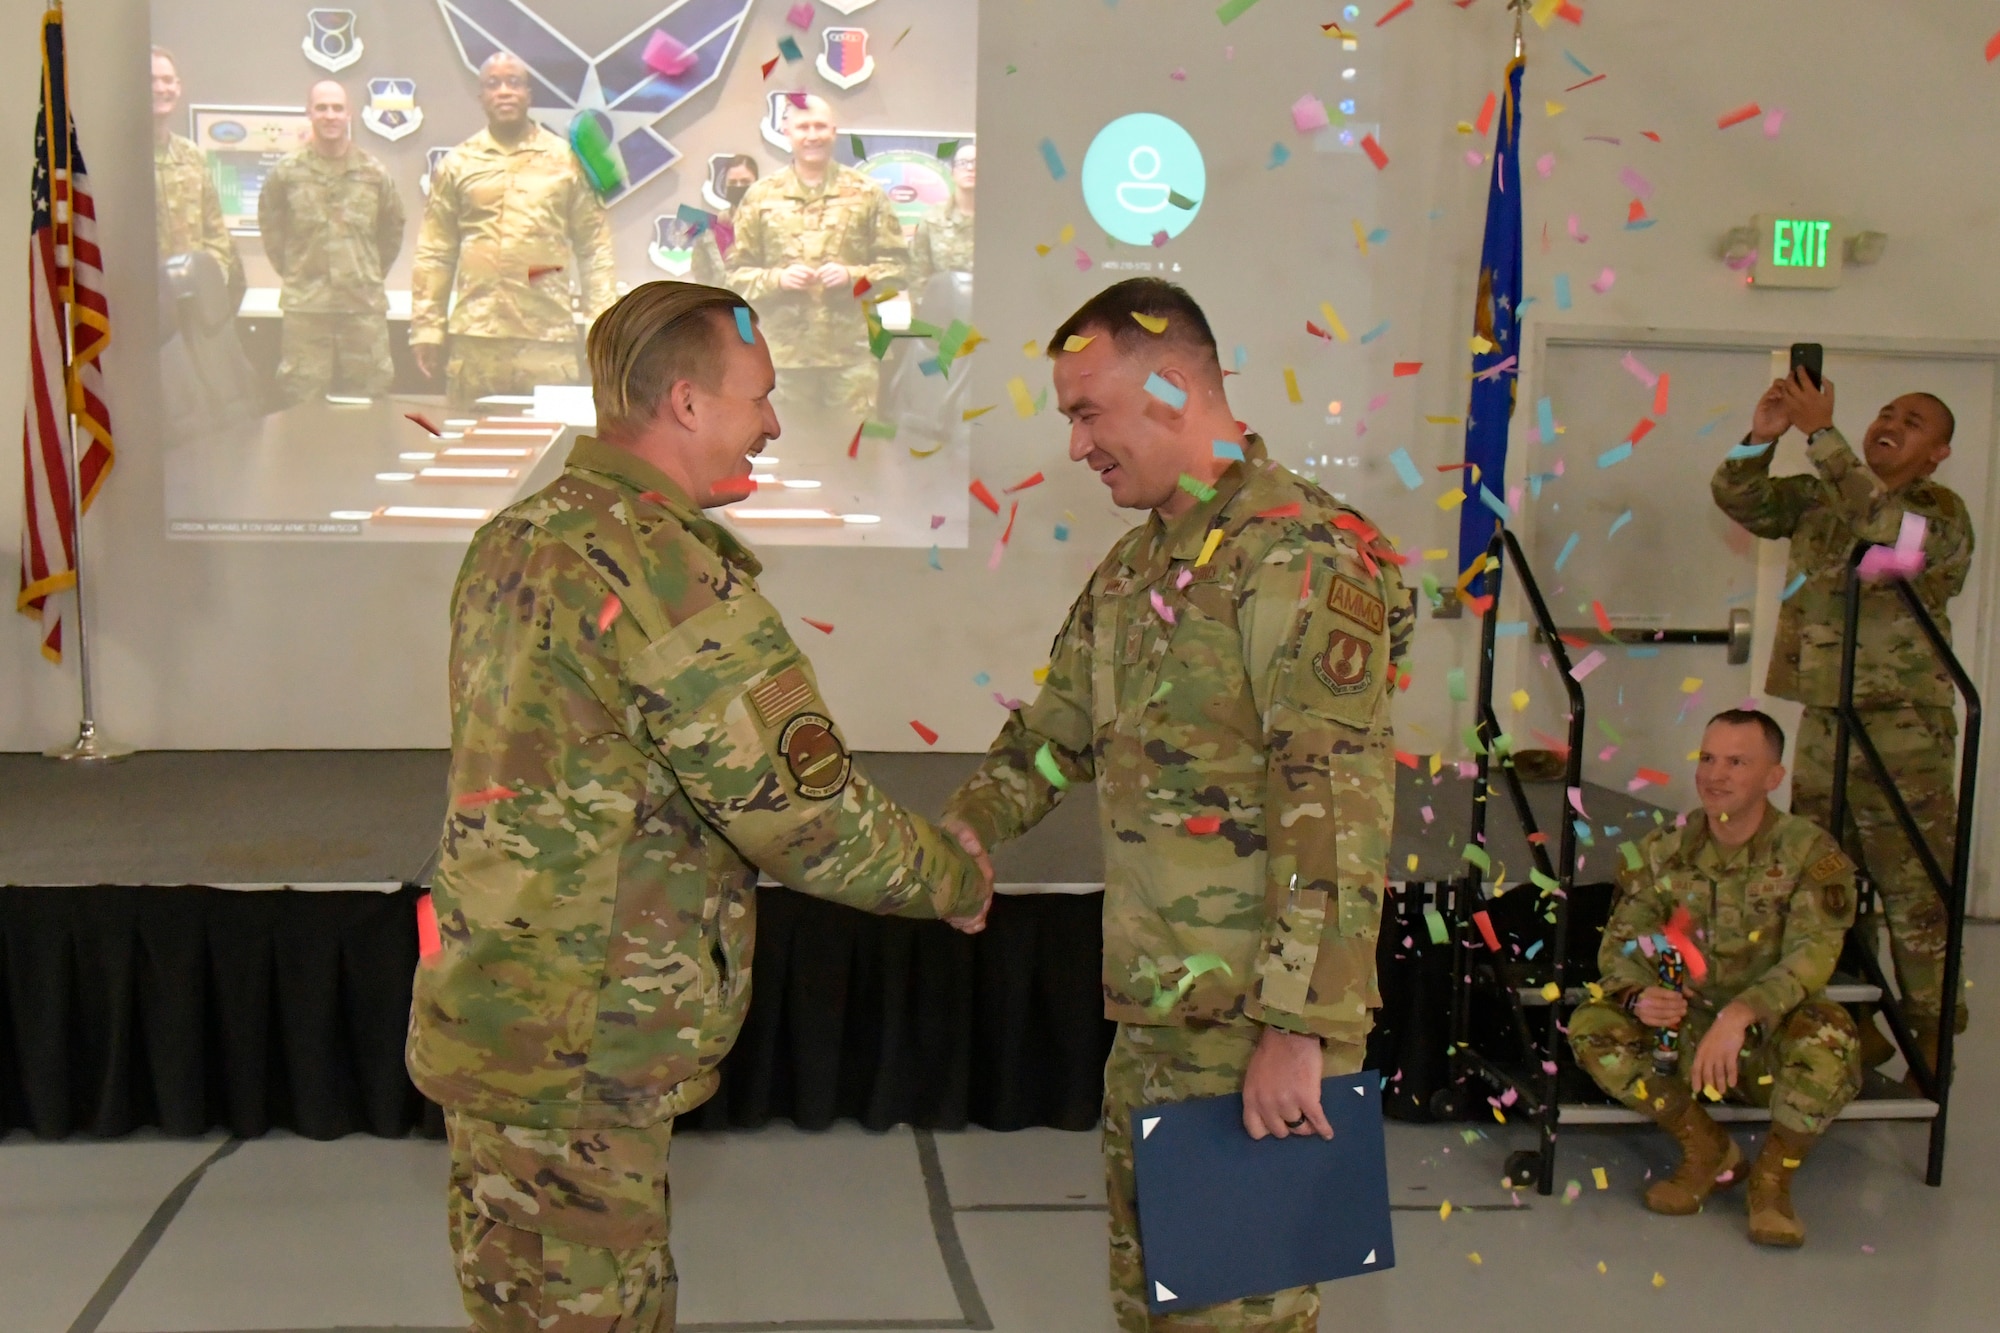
{"left": 1080, "top": 113, "right": 1205, "bottom": 247}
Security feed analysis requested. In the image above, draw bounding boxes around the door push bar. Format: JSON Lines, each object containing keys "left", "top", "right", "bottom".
{"left": 1534, "top": 607, "right": 1752, "bottom": 665}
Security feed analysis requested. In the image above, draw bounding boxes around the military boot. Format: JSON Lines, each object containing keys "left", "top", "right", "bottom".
{"left": 1642, "top": 1080, "right": 1744, "bottom": 1215}
{"left": 1901, "top": 1018, "right": 1942, "bottom": 1097}
{"left": 1747, "top": 1124, "right": 1819, "bottom": 1247}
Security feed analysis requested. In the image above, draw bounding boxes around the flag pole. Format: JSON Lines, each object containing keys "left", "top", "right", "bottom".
{"left": 44, "top": 0, "right": 128, "bottom": 762}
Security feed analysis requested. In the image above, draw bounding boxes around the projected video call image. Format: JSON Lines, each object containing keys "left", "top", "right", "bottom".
{"left": 152, "top": 0, "right": 977, "bottom": 546}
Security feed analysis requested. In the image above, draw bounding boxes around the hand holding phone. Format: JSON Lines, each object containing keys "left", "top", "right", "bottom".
{"left": 1789, "top": 342, "right": 1824, "bottom": 390}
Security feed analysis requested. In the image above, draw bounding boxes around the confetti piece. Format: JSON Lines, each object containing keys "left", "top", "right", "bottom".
{"left": 733, "top": 306, "right": 755, "bottom": 343}
{"left": 456, "top": 785, "right": 518, "bottom": 808}
{"left": 643, "top": 29, "right": 699, "bottom": 78}
{"left": 1592, "top": 1167, "right": 1608, "bottom": 1190}
{"left": 1510, "top": 688, "right": 1529, "bottom": 712}
{"left": 1034, "top": 741, "right": 1070, "bottom": 790}
{"left": 1062, "top": 334, "right": 1094, "bottom": 353}
{"left": 404, "top": 412, "right": 443, "bottom": 436}
{"left": 1468, "top": 1252, "right": 1483, "bottom": 1266}
{"left": 416, "top": 894, "right": 442, "bottom": 959}
{"left": 1150, "top": 589, "right": 1178, "bottom": 625}
{"left": 1423, "top": 907, "right": 1449, "bottom": 944}
{"left": 1725, "top": 440, "right": 1773, "bottom": 461}
{"left": 1376, "top": 0, "right": 1414, "bottom": 24}
{"left": 1007, "top": 377, "right": 1037, "bottom": 418}
{"left": 1268, "top": 142, "right": 1292, "bottom": 169}
{"left": 1145, "top": 373, "right": 1189, "bottom": 411}
{"left": 1437, "top": 487, "right": 1467, "bottom": 511}
{"left": 1196, "top": 528, "right": 1226, "bottom": 567}
{"left": 1393, "top": 361, "right": 1422, "bottom": 377}
{"left": 596, "top": 595, "right": 623, "bottom": 633}
{"left": 1717, "top": 102, "right": 1761, "bottom": 129}
{"left": 1598, "top": 442, "right": 1632, "bottom": 468}
{"left": 1390, "top": 448, "right": 1423, "bottom": 490}
{"left": 1358, "top": 320, "right": 1391, "bottom": 344}
{"left": 777, "top": 34, "right": 804, "bottom": 62}
{"left": 1618, "top": 166, "right": 1654, "bottom": 200}
{"left": 1590, "top": 268, "right": 1616, "bottom": 294}
{"left": 910, "top": 720, "right": 939, "bottom": 745}
{"left": 1446, "top": 667, "right": 1468, "bottom": 701}
{"left": 969, "top": 479, "right": 1000, "bottom": 514}
{"left": 1570, "top": 650, "right": 1606, "bottom": 681}
{"left": 1545, "top": 99, "right": 1565, "bottom": 117}
{"left": 1291, "top": 93, "right": 1330, "bottom": 133}
{"left": 1360, "top": 133, "right": 1389, "bottom": 170}
{"left": 1475, "top": 91, "right": 1496, "bottom": 135}
{"left": 1004, "top": 471, "right": 1045, "bottom": 494}
{"left": 1178, "top": 473, "right": 1217, "bottom": 503}
{"left": 1038, "top": 138, "right": 1066, "bottom": 180}
{"left": 1652, "top": 1273, "right": 1666, "bottom": 1289}
{"left": 1440, "top": 1200, "right": 1454, "bottom": 1221}
{"left": 1215, "top": 0, "right": 1263, "bottom": 23}
{"left": 1471, "top": 909, "right": 1501, "bottom": 949}
{"left": 1620, "top": 351, "right": 1657, "bottom": 387}
{"left": 1317, "top": 302, "right": 1351, "bottom": 342}
{"left": 760, "top": 56, "right": 779, "bottom": 78}
{"left": 1553, "top": 274, "right": 1572, "bottom": 309}
{"left": 1132, "top": 312, "right": 1170, "bottom": 335}
{"left": 1782, "top": 571, "right": 1808, "bottom": 600}
{"left": 1283, "top": 367, "right": 1302, "bottom": 403}
{"left": 1184, "top": 814, "right": 1222, "bottom": 835}
{"left": 1257, "top": 502, "right": 1302, "bottom": 520}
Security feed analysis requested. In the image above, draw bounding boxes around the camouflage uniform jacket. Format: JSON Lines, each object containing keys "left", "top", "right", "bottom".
{"left": 723, "top": 164, "right": 910, "bottom": 368}
{"left": 1596, "top": 803, "right": 1856, "bottom": 1028}
{"left": 154, "top": 132, "right": 242, "bottom": 293}
{"left": 409, "top": 126, "right": 616, "bottom": 347}
{"left": 1712, "top": 426, "right": 1972, "bottom": 708}
{"left": 407, "top": 437, "right": 985, "bottom": 1130}
{"left": 943, "top": 437, "right": 1414, "bottom": 1043}
{"left": 910, "top": 208, "right": 975, "bottom": 286}
{"left": 257, "top": 145, "right": 406, "bottom": 315}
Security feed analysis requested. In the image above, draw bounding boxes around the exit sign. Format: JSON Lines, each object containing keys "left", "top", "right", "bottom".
{"left": 1751, "top": 214, "right": 1844, "bottom": 288}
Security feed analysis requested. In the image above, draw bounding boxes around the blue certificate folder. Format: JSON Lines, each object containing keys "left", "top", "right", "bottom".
{"left": 1132, "top": 1073, "right": 1395, "bottom": 1313}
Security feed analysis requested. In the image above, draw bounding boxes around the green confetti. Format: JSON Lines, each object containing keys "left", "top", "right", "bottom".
{"left": 779, "top": 34, "right": 804, "bottom": 61}
{"left": 1216, "top": 0, "right": 1263, "bottom": 24}
{"left": 1423, "top": 907, "right": 1450, "bottom": 944}
{"left": 1447, "top": 668, "right": 1468, "bottom": 701}
{"left": 1530, "top": 868, "right": 1560, "bottom": 893}
{"left": 1033, "top": 741, "right": 1070, "bottom": 791}
{"left": 1491, "top": 733, "right": 1516, "bottom": 756}
{"left": 860, "top": 421, "right": 898, "bottom": 439}
{"left": 936, "top": 139, "right": 960, "bottom": 159}
{"left": 850, "top": 134, "right": 867, "bottom": 159}
{"left": 1462, "top": 843, "right": 1492, "bottom": 872}
{"left": 1461, "top": 726, "right": 1487, "bottom": 757}
{"left": 1149, "top": 680, "right": 1175, "bottom": 703}
{"left": 1168, "top": 189, "right": 1200, "bottom": 210}
{"left": 1178, "top": 473, "right": 1218, "bottom": 502}
{"left": 1420, "top": 572, "right": 1443, "bottom": 607}
{"left": 1619, "top": 841, "right": 1643, "bottom": 871}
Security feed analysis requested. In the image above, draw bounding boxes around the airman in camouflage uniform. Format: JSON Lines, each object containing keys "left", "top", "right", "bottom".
{"left": 151, "top": 47, "right": 243, "bottom": 305}
{"left": 1570, "top": 768, "right": 1860, "bottom": 1245}
{"left": 410, "top": 53, "right": 617, "bottom": 409}
{"left": 724, "top": 97, "right": 909, "bottom": 429}
{"left": 258, "top": 83, "right": 406, "bottom": 403}
{"left": 1712, "top": 375, "right": 1972, "bottom": 1066}
{"left": 408, "top": 283, "right": 987, "bottom": 1331}
{"left": 944, "top": 280, "right": 1411, "bottom": 1333}
{"left": 910, "top": 143, "right": 976, "bottom": 289}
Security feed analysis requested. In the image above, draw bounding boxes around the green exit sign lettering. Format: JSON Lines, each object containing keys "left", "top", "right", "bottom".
{"left": 1751, "top": 214, "right": 1844, "bottom": 288}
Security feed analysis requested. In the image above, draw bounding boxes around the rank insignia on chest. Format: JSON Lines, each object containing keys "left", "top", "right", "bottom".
{"left": 303, "top": 9, "right": 363, "bottom": 72}
{"left": 779, "top": 713, "right": 851, "bottom": 799}
{"left": 1327, "top": 576, "right": 1386, "bottom": 634}
{"left": 1314, "top": 629, "right": 1374, "bottom": 695}
{"left": 362, "top": 80, "right": 423, "bottom": 142}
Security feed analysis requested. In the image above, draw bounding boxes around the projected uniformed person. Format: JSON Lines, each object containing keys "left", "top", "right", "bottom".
{"left": 724, "top": 95, "right": 909, "bottom": 428}
{"left": 410, "top": 51, "right": 617, "bottom": 409}
{"left": 692, "top": 153, "right": 759, "bottom": 289}
{"left": 257, "top": 81, "right": 406, "bottom": 403}
{"left": 910, "top": 142, "right": 975, "bottom": 287}
{"left": 151, "top": 46, "right": 243, "bottom": 306}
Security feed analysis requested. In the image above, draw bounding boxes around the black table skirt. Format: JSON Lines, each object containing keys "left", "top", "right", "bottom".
{"left": 0, "top": 884, "right": 1114, "bottom": 1141}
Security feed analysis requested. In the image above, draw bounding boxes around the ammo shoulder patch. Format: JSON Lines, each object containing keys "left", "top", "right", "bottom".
{"left": 1327, "top": 576, "right": 1386, "bottom": 634}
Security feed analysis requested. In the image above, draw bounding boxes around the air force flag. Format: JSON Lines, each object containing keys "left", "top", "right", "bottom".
{"left": 435, "top": 0, "right": 753, "bottom": 202}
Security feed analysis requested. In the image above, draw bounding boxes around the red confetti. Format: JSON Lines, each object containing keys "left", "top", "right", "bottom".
{"left": 852, "top": 276, "right": 873, "bottom": 298}
{"left": 910, "top": 720, "right": 939, "bottom": 745}
{"left": 1988, "top": 30, "right": 2000, "bottom": 62}
{"left": 1556, "top": 1, "right": 1584, "bottom": 23}
{"left": 1000, "top": 500, "right": 1020, "bottom": 545}
{"left": 1375, "top": 0, "right": 1413, "bottom": 25}
{"left": 1526, "top": 831, "right": 1549, "bottom": 845}
{"left": 802, "top": 618, "right": 835, "bottom": 634}
{"left": 456, "top": 785, "right": 517, "bottom": 809}
{"left": 1256, "top": 502, "right": 1303, "bottom": 519}
{"left": 1663, "top": 905, "right": 1710, "bottom": 982}
{"left": 416, "top": 894, "right": 442, "bottom": 960}
{"left": 1360, "top": 133, "right": 1390, "bottom": 170}
{"left": 1591, "top": 600, "right": 1614, "bottom": 635}
{"left": 1004, "top": 471, "right": 1045, "bottom": 494}
{"left": 1392, "top": 361, "right": 1423, "bottom": 376}
{"left": 1472, "top": 910, "right": 1503, "bottom": 952}
{"left": 848, "top": 422, "right": 864, "bottom": 458}
{"left": 1475, "top": 91, "right": 1496, "bottom": 136}
{"left": 1462, "top": 592, "right": 1494, "bottom": 616}
{"left": 1628, "top": 417, "right": 1657, "bottom": 445}
{"left": 969, "top": 479, "right": 1001, "bottom": 514}
{"left": 1626, "top": 199, "right": 1648, "bottom": 225}
{"left": 1716, "top": 102, "right": 1762, "bottom": 130}
{"left": 1306, "top": 321, "right": 1332, "bottom": 341}
{"left": 638, "top": 490, "right": 669, "bottom": 505}
{"left": 1557, "top": 632, "right": 1591, "bottom": 649}
{"left": 1636, "top": 766, "right": 1672, "bottom": 786}
{"left": 1564, "top": 73, "right": 1606, "bottom": 92}
{"left": 1395, "top": 749, "right": 1419, "bottom": 769}
{"left": 404, "top": 412, "right": 442, "bottom": 436}
{"left": 528, "top": 264, "right": 564, "bottom": 281}
{"left": 597, "top": 594, "right": 623, "bottom": 633}
{"left": 1640, "top": 130, "right": 1661, "bottom": 142}
{"left": 1652, "top": 373, "right": 1671, "bottom": 419}
{"left": 761, "top": 55, "right": 780, "bottom": 78}
{"left": 1183, "top": 815, "right": 1223, "bottom": 836}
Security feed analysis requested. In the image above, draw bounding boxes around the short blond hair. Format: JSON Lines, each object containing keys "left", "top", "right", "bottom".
{"left": 587, "top": 281, "right": 755, "bottom": 439}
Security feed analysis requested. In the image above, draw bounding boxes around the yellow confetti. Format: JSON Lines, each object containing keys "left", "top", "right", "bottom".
{"left": 1423, "top": 548, "right": 1448, "bottom": 561}
{"left": 1034, "top": 243, "right": 1051, "bottom": 256}
{"left": 961, "top": 405, "right": 995, "bottom": 421}
{"left": 959, "top": 328, "right": 986, "bottom": 355}
{"left": 1591, "top": 1167, "right": 1608, "bottom": 1190}
{"left": 1757, "top": 1074, "right": 1774, "bottom": 1085}
{"left": 1687, "top": 749, "right": 1701, "bottom": 761}
{"left": 1318, "top": 302, "right": 1351, "bottom": 342}
{"left": 1681, "top": 677, "right": 1704, "bottom": 693}
{"left": 1634, "top": 1078, "right": 1647, "bottom": 1101}
{"left": 1440, "top": 1200, "right": 1453, "bottom": 1220}
{"left": 1531, "top": 0, "right": 1561, "bottom": 26}
{"left": 1132, "top": 312, "right": 1169, "bottom": 334}
{"left": 1545, "top": 100, "right": 1565, "bottom": 117}
{"left": 1470, "top": 334, "right": 1494, "bottom": 354}
{"left": 1783, "top": 1157, "right": 1801, "bottom": 1168}
{"left": 1283, "top": 367, "right": 1302, "bottom": 403}
{"left": 1033, "top": 666, "right": 1049, "bottom": 684}
{"left": 1492, "top": 1107, "right": 1506, "bottom": 1123}
{"left": 1455, "top": 121, "right": 1474, "bottom": 135}
{"left": 1352, "top": 219, "right": 1369, "bottom": 253}
{"left": 1540, "top": 983, "right": 1561, "bottom": 1002}
{"left": 1021, "top": 340, "right": 1039, "bottom": 357}
{"left": 1429, "top": 752, "right": 1443, "bottom": 776}
{"left": 1437, "top": 487, "right": 1467, "bottom": 511}
{"left": 1407, "top": 853, "right": 1419, "bottom": 872}
{"left": 1468, "top": 1252, "right": 1483, "bottom": 1265}
{"left": 1196, "top": 528, "right": 1226, "bottom": 567}
{"left": 1063, "top": 334, "right": 1095, "bottom": 353}
{"left": 1058, "top": 223, "right": 1075, "bottom": 245}
{"left": 1748, "top": 929, "right": 1761, "bottom": 943}
{"left": 1703, "top": 1084, "right": 1723, "bottom": 1101}
{"left": 1509, "top": 689, "right": 1529, "bottom": 712}
{"left": 1652, "top": 1273, "right": 1666, "bottom": 1289}
{"left": 1007, "top": 377, "right": 1036, "bottom": 417}
{"left": 1597, "top": 1261, "right": 1607, "bottom": 1274}
{"left": 1425, "top": 415, "right": 1463, "bottom": 424}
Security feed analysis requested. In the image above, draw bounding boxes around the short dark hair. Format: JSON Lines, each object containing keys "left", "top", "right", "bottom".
{"left": 722, "top": 153, "right": 760, "bottom": 177}
{"left": 1047, "top": 278, "right": 1219, "bottom": 365}
{"left": 1705, "top": 708, "right": 1785, "bottom": 761}
{"left": 1911, "top": 392, "right": 1956, "bottom": 444}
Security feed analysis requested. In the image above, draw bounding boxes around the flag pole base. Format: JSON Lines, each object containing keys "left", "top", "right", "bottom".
{"left": 45, "top": 720, "right": 133, "bottom": 763}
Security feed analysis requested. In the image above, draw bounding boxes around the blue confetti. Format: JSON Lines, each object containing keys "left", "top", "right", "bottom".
{"left": 1782, "top": 571, "right": 1808, "bottom": 600}
{"left": 1038, "top": 138, "right": 1066, "bottom": 180}
{"left": 1495, "top": 621, "right": 1528, "bottom": 637}
{"left": 1608, "top": 509, "right": 1632, "bottom": 537}
{"left": 1524, "top": 939, "right": 1544, "bottom": 958}
{"left": 927, "top": 545, "right": 942, "bottom": 571}
{"left": 1268, "top": 142, "right": 1291, "bottom": 169}
{"left": 1479, "top": 486, "right": 1512, "bottom": 519}
{"left": 1555, "top": 531, "right": 1580, "bottom": 571}
{"left": 1359, "top": 320, "right": 1392, "bottom": 344}
{"left": 733, "top": 306, "right": 754, "bottom": 343}
{"left": 1598, "top": 442, "right": 1633, "bottom": 468}
{"left": 1625, "top": 218, "right": 1656, "bottom": 231}
{"left": 1234, "top": 344, "right": 1249, "bottom": 370}
{"left": 973, "top": 672, "right": 991, "bottom": 686}
{"left": 1389, "top": 447, "right": 1423, "bottom": 489}
{"left": 1537, "top": 396, "right": 1556, "bottom": 442}
{"left": 1553, "top": 273, "right": 1572, "bottom": 310}
{"left": 1697, "top": 414, "right": 1732, "bottom": 437}
{"left": 918, "top": 357, "right": 943, "bottom": 377}
{"left": 675, "top": 203, "right": 715, "bottom": 234}
{"left": 1367, "top": 227, "right": 1390, "bottom": 244}
{"left": 1574, "top": 819, "right": 1595, "bottom": 846}
{"left": 1054, "top": 523, "right": 1070, "bottom": 542}
{"left": 1626, "top": 647, "right": 1660, "bottom": 658}
{"left": 1213, "top": 439, "right": 1246, "bottom": 461}
{"left": 1726, "top": 440, "right": 1773, "bottom": 460}
{"left": 1144, "top": 372, "right": 1187, "bottom": 410}
{"left": 1563, "top": 49, "right": 1593, "bottom": 76}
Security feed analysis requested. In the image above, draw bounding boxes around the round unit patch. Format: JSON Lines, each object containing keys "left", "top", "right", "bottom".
{"left": 779, "top": 714, "right": 852, "bottom": 799}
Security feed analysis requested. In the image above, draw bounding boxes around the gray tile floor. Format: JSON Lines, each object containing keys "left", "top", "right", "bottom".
{"left": 8, "top": 924, "right": 1997, "bottom": 1333}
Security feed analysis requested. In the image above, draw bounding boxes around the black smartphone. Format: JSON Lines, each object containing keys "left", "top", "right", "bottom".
{"left": 1789, "top": 342, "right": 1824, "bottom": 389}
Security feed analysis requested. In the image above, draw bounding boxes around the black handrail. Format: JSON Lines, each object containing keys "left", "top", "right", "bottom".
{"left": 1448, "top": 525, "right": 1586, "bottom": 1195}
{"left": 1828, "top": 546, "right": 1980, "bottom": 1187}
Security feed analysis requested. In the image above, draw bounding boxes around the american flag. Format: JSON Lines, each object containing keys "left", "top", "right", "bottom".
{"left": 17, "top": 7, "right": 113, "bottom": 663}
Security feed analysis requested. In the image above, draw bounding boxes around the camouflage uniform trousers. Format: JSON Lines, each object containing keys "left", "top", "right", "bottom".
{"left": 277, "top": 312, "right": 393, "bottom": 404}
{"left": 445, "top": 335, "right": 583, "bottom": 410}
{"left": 1569, "top": 999, "right": 1861, "bottom": 1137}
{"left": 445, "top": 1110, "right": 677, "bottom": 1332}
{"left": 1792, "top": 704, "right": 1965, "bottom": 1030}
{"left": 1103, "top": 1021, "right": 1364, "bottom": 1333}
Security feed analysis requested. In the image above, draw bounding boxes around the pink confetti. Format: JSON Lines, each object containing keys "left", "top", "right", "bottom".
{"left": 1567, "top": 786, "right": 1589, "bottom": 817}
{"left": 786, "top": 2, "right": 815, "bottom": 28}
{"left": 1175, "top": 568, "right": 1194, "bottom": 589}
{"left": 1536, "top": 152, "right": 1555, "bottom": 178}
{"left": 1619, "top": 351, "right": 1658, "bottom": 387}
{"left": 1589, "top": 268, "right": 1616, "bottom": 294}
{"left": 1292, "top": 93, "right": 1330, "bottom": 133}
{"left": 1617, "top": 166, "right": 1653, "bottom": 199}
{"left": 1367, "top": 392, "right": 1392, "bottom": 413}
{"left": 1763, "top": 108, "right": 1786, "bottom": 138}
{"left": 1074, "top": 247, "right": 1094, "bottom": 272}
{"left": 1150, "top": 589, "right": 1177, "bottom": 625}
{"left": 1170, "top": 67, "right": 1188, "bottom": 81}
{"left": 1569, "top": 649, "right": 1606, "bottom": 681}
{"left": 1421, "top": 805, "right": 1435, "bottom": 824}
{"left": 643, "top": 30, "right": 699, "bottom": 78}
{"left": 1567, "top": 213, "right": 1589, "bottom": 243}
{"left": 1465, "top": 150, "right": 1486, "bottom": 167}
{"left": 930, "top": 514, "right": 946, "bottom": 529}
